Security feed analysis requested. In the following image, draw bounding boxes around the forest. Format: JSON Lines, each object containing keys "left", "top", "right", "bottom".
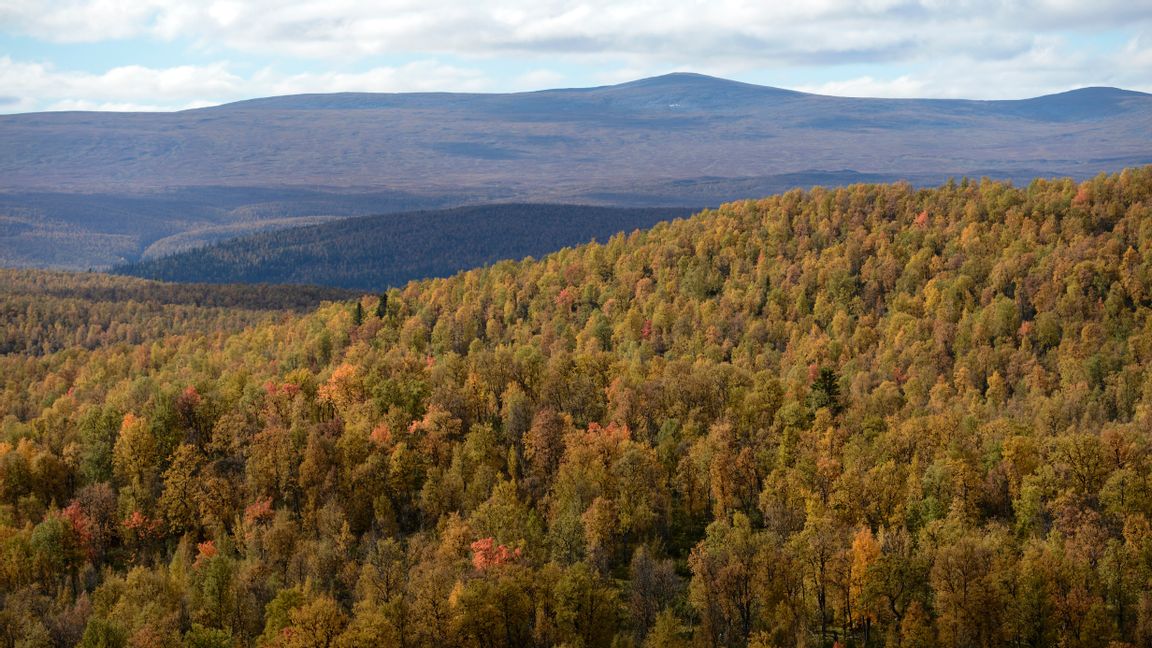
{"left": 0, "top": 270, "right": 355, "bottom": 356}
{"left": 3, "top": 168, "right": 1152, "bottom": 647}
{"left": 115, "top": 204, "right": 695, "bottom": 291}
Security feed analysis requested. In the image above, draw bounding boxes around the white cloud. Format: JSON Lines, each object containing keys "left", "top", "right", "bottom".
{"left": 0, "top": 0, "right": 1149, "bottom": 110}
{"left": 0, "top": 56, "right": 498, "bottom": 112}
{"left": 797, "top": 75, "right": 927, "bottom": 98}
{"left": 4, "top": 0, "right": 1148, "bottom": 61}
{"left": 0, "top": 57, "right": 246, "bottom": 107}
{"left": 251, "top": 61, "right": 491, "bottom": 95}
{"left": 796, "top": 33, "right": 1152, "bottom": 99}
{"left": 45, "top": 98, "right": 215, "bottom": 111}
{"left": 0, "top": 0, "right": 166, "bottom": 42}
{"left": 1122, "top": 35, "right": 1152, "bottom": 76}
{"left": 510, "top": 68, "right": 568, "bottom": 90}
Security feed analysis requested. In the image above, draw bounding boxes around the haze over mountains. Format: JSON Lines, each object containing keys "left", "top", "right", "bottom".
{"left": 1, "top": 72, "right": 1150, "bottom": 270}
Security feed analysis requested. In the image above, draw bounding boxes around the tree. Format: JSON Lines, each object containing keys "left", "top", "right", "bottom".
{"left": 112, "top": 414, "right": 159, "bottom": 511}
{"left": 554, "top": 562, "right": 620, "bottom": 648}
{"left": 629, "top": 546, "right": 681, "bottom": 642}
{"left": 184, "top": 624, "right": 231, "bottom": 648}
{"left": 860, "top": 527, "right": 927, "bottom": 643}
{"left": 259, "top": 587, "right": 307, "bottom": 646}
{"left": 792, "top": 509, "right": 846, "bottom": 647}
{"left": 334, "top": 602, "right": 401, "bottom": 647}
{"left": 688, "top": 513, "right": 770, "bottom": 646}
{"left": 645, "top": 609, "right": 690, "bottom": 648}
{"left": 808, "top": 367, "right": 843, "bottom": 416}
{"left": 30, "top": 511, "right": 86, "bottom": 595}
{"left": 78, "top": 618, "right": 127, "bottom": 648}
{"left": 159, "top": 443, "right": 205, "bottom": 535}
{"left": 278, "top": 596, "right": 348, "bottom": 648}
{"left": 452, "top": 564, "right": 535, "bottom": 648}
{"left": 522, "top": 409, "right": 571, "bottom": 500}
{"left": 930, "top": 529, "right": 1009, "bottom": 648}
{"left": 849, "top": 527, "right": 881, "bottom": 644}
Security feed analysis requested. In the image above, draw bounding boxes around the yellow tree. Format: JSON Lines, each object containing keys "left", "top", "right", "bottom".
{"left": 849, "top": 526, "right": 881, "bottom": 644}
{"left": 112, "top": 413, "right": 159, "bottom": 512}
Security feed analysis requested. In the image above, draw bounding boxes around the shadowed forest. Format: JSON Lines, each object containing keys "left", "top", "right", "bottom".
{"left": 115, "top": 204, "right": 696, "bottom": 291}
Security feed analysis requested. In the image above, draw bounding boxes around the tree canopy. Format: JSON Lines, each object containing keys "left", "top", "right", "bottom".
{"left": 4, "top": 168, "right": 1152, "bottom": 647}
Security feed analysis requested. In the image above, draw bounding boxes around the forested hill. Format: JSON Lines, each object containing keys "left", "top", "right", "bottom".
{"left": 0, "top": 269, "right": 357, "bottom": 355}
{"left": 5, "top": 168, "right": 1152, "bottom": 646}
{"left": 115, "top": 203, "right": 696, "bottom": 290}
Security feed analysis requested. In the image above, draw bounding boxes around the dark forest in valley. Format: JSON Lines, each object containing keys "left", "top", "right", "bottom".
{"left": 115, "top": 204, "right": 696, "bottom": 291}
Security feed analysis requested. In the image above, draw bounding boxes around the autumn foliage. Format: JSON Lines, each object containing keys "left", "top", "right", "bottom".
{"left": 3, "top": 169, "right": 1152, "bottom": 646}
{"left": 470, "top": 537, "right": 521, "bottom": 570}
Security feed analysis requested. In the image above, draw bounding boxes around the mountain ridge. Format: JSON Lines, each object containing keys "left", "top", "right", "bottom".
{"left": 1, "top": 73, "right": 1149, "bottom": 270}
{"left": 67, "top": 73, "right": 1152, "bottom": 114}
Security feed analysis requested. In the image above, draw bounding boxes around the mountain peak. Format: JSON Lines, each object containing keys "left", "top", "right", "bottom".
{"left": 609, "top": 72, "right": 800, "bottom": 95}
{"left": 1001, "top": 85, "right": 1152, "bottom": 121}
{"left": 583, "top": 72, "right": 806, "bottom": 110}
{"left": 1039, "top": 86, "right": 1151, "bottom": 100}
{"left": 618, "top": 72, "right": 740, "bottom": 86}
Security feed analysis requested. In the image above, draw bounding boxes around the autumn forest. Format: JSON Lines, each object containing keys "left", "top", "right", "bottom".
{"left": 4, "top": 168, "right": 1152, "bottom": 647}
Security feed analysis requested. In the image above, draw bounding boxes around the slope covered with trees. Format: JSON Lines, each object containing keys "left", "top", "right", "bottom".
{"left": 115, "top": 204, "right": 696, "bottom": 290}
{"left": 4, "top": 168, "right": 1152, "bottom": 647}
{"left": 0, "top": 270, "right": 356, "bottom": 356}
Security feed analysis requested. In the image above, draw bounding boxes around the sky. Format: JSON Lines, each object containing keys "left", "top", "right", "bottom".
{"left": 1, "top": 0, "right": 1150, "bottom": 113}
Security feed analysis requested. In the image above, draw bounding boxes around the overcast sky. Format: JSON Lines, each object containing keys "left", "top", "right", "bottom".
{"left": 1, "top": 0, "right": 1150, "bottom": 113}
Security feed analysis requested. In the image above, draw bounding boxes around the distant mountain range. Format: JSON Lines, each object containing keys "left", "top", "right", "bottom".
{"left": 2, "top": 73, "right": 1150, "bottom": 270}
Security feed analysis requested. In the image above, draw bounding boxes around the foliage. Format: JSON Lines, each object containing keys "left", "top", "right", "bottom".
{"left": 4, "top": 169, "right": 1152, "bottom": 646}
{"left": 0, "top": 269, "right": 354, "bottom": 355}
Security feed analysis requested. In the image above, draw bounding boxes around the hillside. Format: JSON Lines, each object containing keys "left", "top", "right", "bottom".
{"left": 3, "top": 169, "right": 1152, "bottom": 646}
{"left": 1, "top": 73, "right": 1150, "bottom": 269}
{"left": 0, "top": 269, "right": 356, "bottom": 355}
{"left": 115, "top": 203, "right": 696, "bottom": 290}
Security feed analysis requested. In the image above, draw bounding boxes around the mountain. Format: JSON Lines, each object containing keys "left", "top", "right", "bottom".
{"left": 115, "top": 203, "right": 697, "bottom": 290}
{"left": 5, "top": 168, "right": 1152, "bottom": 645}
{"left": 1, "top": 73, "right": 1150, "bottom": 269}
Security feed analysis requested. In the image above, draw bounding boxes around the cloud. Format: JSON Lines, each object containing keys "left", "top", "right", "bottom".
{"left": 0, "top": 0, "right": 1149, "bottom": 110}
{"left": 250, "top": 61, "right": 491, "bottom": 95}
{"left": 0, "top": 57, "right": 245, "bottom": 107}
{"left": 4, "top": 0, "right": 1149, "bottom": 63}
{"left": 510, "top": 68, "right": 568, "bottom": 90}
{"left": 661, "top": 25, "right": 1150, "bottom": 99}
{"left": 796, "top": 37, "right": 1152, "bottom": 99}
{"left": 1122, "top": 35, "right": 1152, "bottom": 74}
{"left": 0, "top": 56, "right": 496, "bottom": 112}
{"left": 797, "top": 75, "right": 927, "bottom": 98}
{"left": 45, "top": 99, "right": 215, "bottom": 112}
{"left": 0, "top": 0, "right": 166, "bottom": 42}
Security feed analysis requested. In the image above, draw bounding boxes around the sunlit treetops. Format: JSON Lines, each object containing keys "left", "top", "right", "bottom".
{"left": 2, "top": 167, "right": 1152, "bottom": 646}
